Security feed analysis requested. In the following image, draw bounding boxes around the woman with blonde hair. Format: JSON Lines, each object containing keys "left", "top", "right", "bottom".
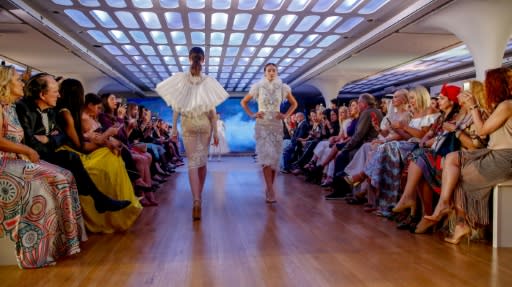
{"left": 0, "top": 66, "right": 86, "bottom": 268}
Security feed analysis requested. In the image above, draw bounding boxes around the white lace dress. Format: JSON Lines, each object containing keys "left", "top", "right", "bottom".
{"left": 156, "top": 72, "right": 229, "bottom": 169}
{"left": 249, "top": 78, "right": 291, "bottom": 170}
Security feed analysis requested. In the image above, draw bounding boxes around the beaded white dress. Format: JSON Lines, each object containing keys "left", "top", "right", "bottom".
{"left": 156, "top": 72, "right": 229, "bottom": 169}
{"left": 249, "top": 78, "right": 291, "bottom": 170}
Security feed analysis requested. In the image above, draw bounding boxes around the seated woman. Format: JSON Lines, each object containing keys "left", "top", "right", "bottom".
{"left": 0, "top": 66, "right": 86, "bottom": 268}
{"left": 394, "top": 85, "right": 488, "bottom": 232}
{"left": 305, "top": 100, "right": 359, "bottom": 184}
{"left": 307, "top": 105, "right": 353, "bottom": 185}
{"left": 345, "top": 86, "right": 436, "bottom": 210}
{"left": 342, "top": 89, "right": 413, "bottom": 205}
{"left": 57, "top": 80, "right": 143, "bottom": 233}
{"left": 422, "top": 68, "right": 512, "bottom": 244}
{"left": 98, "top": 94, "right": 159, "bottom": 206}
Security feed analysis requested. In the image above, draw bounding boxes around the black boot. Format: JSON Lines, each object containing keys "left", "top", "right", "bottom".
{"left": 92, "top": 191, "right": 131, "bottom": 213}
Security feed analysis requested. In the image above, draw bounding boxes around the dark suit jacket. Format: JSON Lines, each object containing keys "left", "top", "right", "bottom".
{"left": 291, "top": 120, "right": 310, "bottom": 144}
{"left": 343, "top": 107, "right": 383, "bottom": 152}
{"left": 16, "top": 98, "right": 67, "bottom": 159}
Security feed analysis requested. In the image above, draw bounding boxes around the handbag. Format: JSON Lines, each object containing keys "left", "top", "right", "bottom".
{"left": 431, "top": 131, "right": 460, "bottom": 157}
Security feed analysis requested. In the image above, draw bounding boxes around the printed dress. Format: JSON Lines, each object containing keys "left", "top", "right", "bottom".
{"left": 0, "top": 103, "right": 86, "bottom": 268}
{"left": 249, "top": 78, "right": 291, "bottom": 170}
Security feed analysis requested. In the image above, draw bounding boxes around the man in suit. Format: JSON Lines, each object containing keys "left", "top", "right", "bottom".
{"left": 323, "top": 93, "right": 383, "bottom": 199}
{"left": 281, "top": 112, "right": 309, "bottom": 173}
{"left": 17, "top": 73, "right": 130, "bottom": 213}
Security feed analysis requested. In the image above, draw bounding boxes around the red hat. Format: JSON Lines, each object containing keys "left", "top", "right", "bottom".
{"left": 440, "top": 84, "right": 461, "bottom": 103}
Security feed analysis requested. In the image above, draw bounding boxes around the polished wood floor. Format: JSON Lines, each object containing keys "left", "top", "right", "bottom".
{"left": 1, "top": 156, "right": 512, "bottom": 286}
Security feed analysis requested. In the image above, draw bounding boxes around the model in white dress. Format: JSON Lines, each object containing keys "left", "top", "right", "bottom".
{"left": 156, "top": 47, "right": 228, "bottom": 220}
{"left": 241, "top": 63, "right": 298, "bottom": 203}
{"left": 209, "top": 116, "right": 229, "bottom": 161}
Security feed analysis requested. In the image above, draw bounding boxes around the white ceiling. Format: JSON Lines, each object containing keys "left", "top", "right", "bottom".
{"left": 1, "top": 0, "right": 508, "bottom": 99}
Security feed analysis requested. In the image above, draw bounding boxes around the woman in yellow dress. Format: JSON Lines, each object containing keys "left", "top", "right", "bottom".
{"left": 57, "top": 78, "right": 142, "bottom": 233}
{"left": 156, "top": 47, "right": 229, "bottom": 220}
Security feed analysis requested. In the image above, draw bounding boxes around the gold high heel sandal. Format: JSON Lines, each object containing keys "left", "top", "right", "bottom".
{"left": 344, "top": 173, "right": 366, "bottom": 187}
{"left": 192, "top": 200, "right": 201, "bottom": 220}
{"left": 265, "top": 189, "right": 276, "bottom": 203}
{"left": 424, "top": 206, "right": 451, "bottom": 222}
{"left": 414, "top": 217, "right": 438, "bottom": 234}
{"left": 392, "top": 200, "right": 416, "bottom": 215}
{"left": 444, "top": 225, "right": 471, "bottom": 245}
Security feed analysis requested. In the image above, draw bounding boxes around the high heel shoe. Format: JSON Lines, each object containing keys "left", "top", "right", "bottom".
{"left": 265, "top": 189, "right": 276, "bottom": 203}
{"left": 444, "top": 225, "right": 471, "bottom": 245}
{"left": 392, "top": 200, "right": 416, "bottom": 215}
{"left": 414, "top": 217, "right": 438, "bottom": 234}
{"left": 192, "top": 200, "right": 201, "bottom": 220}
{"left": 344, "top": 173, "right": 365, "bottom": 187}
{"left": 424, "top": 206, "right": 452, "bottom": 222}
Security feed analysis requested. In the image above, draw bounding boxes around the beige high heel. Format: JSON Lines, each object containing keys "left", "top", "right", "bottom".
{"left": 265, "top": 189, "right": 276, "bottom": 203}
{"left": 444, "top": 225, "right": 471, "bottom": 245}
{"left": 192, "top": 200, "right": 201, "bottom": 220}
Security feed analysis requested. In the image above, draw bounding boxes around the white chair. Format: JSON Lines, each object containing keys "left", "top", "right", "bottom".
{"left": 492, "top": 179, "right": 512, "bottom": 248}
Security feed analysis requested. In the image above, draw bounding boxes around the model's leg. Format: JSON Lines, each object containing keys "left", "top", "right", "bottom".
{"left": 198, "top": 165, "right": 207, "bottom": 194}
{"left": 263, "top": 165, "right": 276, "bottom": 202}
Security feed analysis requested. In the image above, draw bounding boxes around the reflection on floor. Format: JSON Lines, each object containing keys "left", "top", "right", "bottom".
{"left": 1, "top": 156, "right": 511, "bottom": 287}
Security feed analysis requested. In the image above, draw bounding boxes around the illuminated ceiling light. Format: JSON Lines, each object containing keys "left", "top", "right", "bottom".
{"left": 359, "top": 0, "right": 390, "bottom": 14}
{"left": 140, "top": 11, "right": 161, "bottom": 29}
{"left": 115, "top": 11, "right": 139, "bottom": 28}
{"left": 164, "top": 12, "right": 183, "bottom": 29}
{"left": 211, "top": 13, "right": 228, "bottom": 30}
{"left": 312, "top": 0, "right": 337, "bottom": 12}
{"left": 191, "top": 32, "right": 205, "bottom": 44}
{"left": 91, "top": 10, "right": 117, "bottom": 28}
{"left": 295, "top": 15, "right": 320, "bottom": 32}
{"left": 274, "top": 14, "right": 298, "bottom": 31}
{"left": 79, "top": 0, "right": 100, "bottom": 7}
{"left": 188, "top": 12, "right": 205, "bottom": 29}
{"left": 159, "top": 0, "right": 179, "bottom": 9}
{"left": 132, "top": 0, "right": 153, "bottom": 8}
{"left": 65, "top": 9, "right": 95, "bottom": 27}
{"left": 105, "top": 0, "right": 126, "bottom": 8}
{"left": 288, "top": 0, "right": 311, "bottom": 12}
{"left": 336, "top": 0, "right": 364, "bottom": 13}
{"left": 186, "top": 0, "right": 205, "bottom": 9}
{"left": 52, "top": 0, "right": 73, "bottom": 6}
{"left": 213, "top": 0, "right": 231, "bottom": 10}
{"left": 150, "top": 31, "right": 168, "bottom": 44}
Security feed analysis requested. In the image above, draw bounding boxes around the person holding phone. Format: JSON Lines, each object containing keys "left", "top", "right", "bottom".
{"left": 156, "top": 47, "right": 229, "bottom": 220}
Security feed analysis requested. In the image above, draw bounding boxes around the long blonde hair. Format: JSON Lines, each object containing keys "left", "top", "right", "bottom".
{"left": 0, "top": 65, "right": 16, "bottom": 104}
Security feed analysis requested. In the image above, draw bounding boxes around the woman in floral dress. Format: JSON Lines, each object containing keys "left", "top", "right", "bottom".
{"left": 0, "top": 65, "right": 86, "bottom": 268}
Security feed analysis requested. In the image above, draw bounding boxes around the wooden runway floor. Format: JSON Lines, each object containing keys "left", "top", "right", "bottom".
{"left": 1, "top": 156, "right": 512, "bottom": 286}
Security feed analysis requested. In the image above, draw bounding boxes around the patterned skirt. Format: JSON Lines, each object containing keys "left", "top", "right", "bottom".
{"left": 255, "top": 117, "right": 283, "bottom": 171}
{"left": 364, "top": 141, "right": 418, "bottom": 209}
{"left": 0, "top": 158, "right": 86, "bottom": 268}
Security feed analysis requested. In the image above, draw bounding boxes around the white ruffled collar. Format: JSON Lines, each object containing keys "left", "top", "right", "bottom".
{"left": 185, "top": 71, "right": 206, "bottom": 85}
{"left": 260, "top": 77, "right": 283, "bottom": 90}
